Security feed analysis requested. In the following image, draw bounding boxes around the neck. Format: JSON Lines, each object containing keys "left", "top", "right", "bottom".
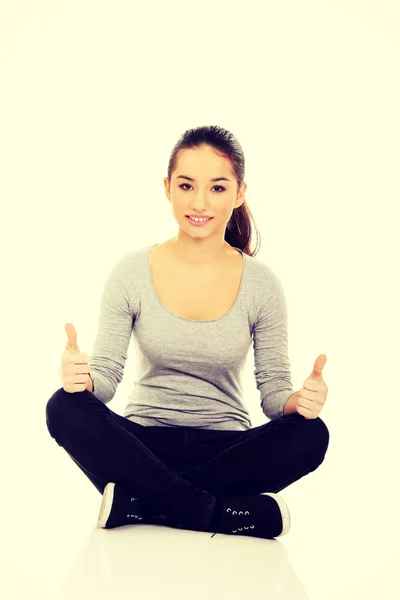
{"left": 167, "top": 236, "right": 232, "bottom": 266}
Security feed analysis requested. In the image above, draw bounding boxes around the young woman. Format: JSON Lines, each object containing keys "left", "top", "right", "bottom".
{"left": 46, "top": 125, "right": 330, "bottom": 539}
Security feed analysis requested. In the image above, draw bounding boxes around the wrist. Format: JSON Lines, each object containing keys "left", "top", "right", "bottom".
{"left": 283, "top": 391, "right": 300, "bottom": 415}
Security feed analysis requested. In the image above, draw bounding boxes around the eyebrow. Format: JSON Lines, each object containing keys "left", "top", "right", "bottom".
{"left": 176, "top": 175, "right": 231, "bottom": 182}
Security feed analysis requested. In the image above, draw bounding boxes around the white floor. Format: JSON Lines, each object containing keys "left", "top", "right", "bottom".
{"left": 2, "top": 0, "right": 400, "bottom": 597}
{"left": 2, "top": 402, "right": 399, "bottom": 600}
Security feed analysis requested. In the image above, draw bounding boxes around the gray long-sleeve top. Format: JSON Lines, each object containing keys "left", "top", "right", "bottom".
{"left": 89, "top": 244, "right": 294, "bottom": 430}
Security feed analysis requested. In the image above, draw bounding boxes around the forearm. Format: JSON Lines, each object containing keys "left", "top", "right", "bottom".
{"left": 283, "top": 390, "right": 300, "bottom": 415}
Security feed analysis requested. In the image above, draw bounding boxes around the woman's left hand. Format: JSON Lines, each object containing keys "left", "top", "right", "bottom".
{"left": 297, "top": 354, "right": 328, "bottom": 419}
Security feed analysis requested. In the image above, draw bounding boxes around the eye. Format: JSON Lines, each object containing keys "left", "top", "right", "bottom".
{"left": 179, "top": 183, "right": 226, "bottom": 193}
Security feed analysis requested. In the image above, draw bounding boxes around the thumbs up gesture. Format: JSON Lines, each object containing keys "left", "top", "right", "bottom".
{"left": 297, "top": 354, "right": 328, "bottom": 419}
{"left": 60, "top": 323, "right": 91, "bottom": 393}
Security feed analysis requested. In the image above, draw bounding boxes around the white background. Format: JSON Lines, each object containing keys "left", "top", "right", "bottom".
{"left": 0, "top": 1, "right": 399, "bottom": 598}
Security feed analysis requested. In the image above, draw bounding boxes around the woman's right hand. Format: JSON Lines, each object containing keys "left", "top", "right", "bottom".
{"left": 61, "top": 323, "right": 91, "bottom": 393}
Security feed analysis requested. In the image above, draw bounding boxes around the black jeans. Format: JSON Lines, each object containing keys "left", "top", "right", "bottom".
{"left": 45, "top": 388, "right": 330, "bottom": 532}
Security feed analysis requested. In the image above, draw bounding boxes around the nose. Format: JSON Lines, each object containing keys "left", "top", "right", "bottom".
{"left": 190, "top": 199, "right": 211, "bottom": 212}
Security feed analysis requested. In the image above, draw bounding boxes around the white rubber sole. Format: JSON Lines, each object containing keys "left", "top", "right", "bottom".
{"left": 264, "top": 492, "right": 291, "bottom": 536}
{"left": 98, "top": 482, "right": 116, "bottom": 528}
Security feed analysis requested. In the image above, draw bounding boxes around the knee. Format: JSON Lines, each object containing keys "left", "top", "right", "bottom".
{"left": 45, "top": 387, "right": 68, "bottom": 435}
{"left": 307, "top": 416, "right": 330, "bottom": 464}
{"left": 45, "top": 387, "right": 88, "bottom": 437}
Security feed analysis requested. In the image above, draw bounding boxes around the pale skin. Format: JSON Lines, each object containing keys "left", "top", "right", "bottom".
{"left": 284, "top": 355, "right": 328, "bottom": 419}
{"left": 161, "top": 144, "right": 329, "bottom": 418}
{"left": 162, "top": 144, "right": 246, "bottom": 267}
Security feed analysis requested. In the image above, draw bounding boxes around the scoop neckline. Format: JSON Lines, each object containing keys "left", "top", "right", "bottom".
{"left": 147, "top": 244, "right": 247, "bottom": 323}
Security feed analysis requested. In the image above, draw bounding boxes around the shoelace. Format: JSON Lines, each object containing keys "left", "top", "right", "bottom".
{"left": 127, "top": 496, "right": 143, "bottom": 521}
{"left": 126, "top": 496, "right": 256, "bottom": 533}
{"left": 127, "top": 496, "right": 167, "bottom": 522}
{"left": 211, "top": 506, "right": 254, "bottom": 538}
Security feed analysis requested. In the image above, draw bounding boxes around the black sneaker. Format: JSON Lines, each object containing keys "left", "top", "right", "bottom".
{"left": 211, "top": 492, "right": 291, "bottom": 539}
{"left": 98, "top": 482, "right": 168, "bottom": 529}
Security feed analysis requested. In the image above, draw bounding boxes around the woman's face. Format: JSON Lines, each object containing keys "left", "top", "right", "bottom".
{"left": 164, "top": 145, "right": 246, "bottom": 236}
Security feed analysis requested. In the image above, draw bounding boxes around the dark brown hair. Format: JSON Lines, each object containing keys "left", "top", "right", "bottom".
{"left": 167, "top": 125, "right": 261, "bottom": 257}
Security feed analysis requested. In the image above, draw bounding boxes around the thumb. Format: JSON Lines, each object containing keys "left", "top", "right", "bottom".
{"left": 65, "top": 322, "right": 80, "bottom": 354}
{"left": 308, "top": 354, "right": 327, "bottom": 381}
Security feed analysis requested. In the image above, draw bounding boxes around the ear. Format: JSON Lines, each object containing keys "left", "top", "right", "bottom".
{"left": 236, "top": 181, "right": 247, "bottom": 208}
{"left": 164, "top": 177, "right": 170, "bottom": 200}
